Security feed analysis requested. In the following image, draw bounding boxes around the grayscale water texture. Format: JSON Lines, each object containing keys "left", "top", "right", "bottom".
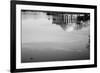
{"left": 21, "top": 10, "right": 90, "bottom": 63}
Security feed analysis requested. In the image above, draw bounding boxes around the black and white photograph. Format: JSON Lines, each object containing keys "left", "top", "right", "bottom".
{"left": 21, "top": 10, "right": 90, "bottom": 63}
{"left": 11, "top": 1, "right": 97, "bottom": 72}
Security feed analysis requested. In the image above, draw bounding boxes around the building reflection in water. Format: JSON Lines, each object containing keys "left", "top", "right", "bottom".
{"left": 21, "top": 10, "right": 90, "bottom": 62}
{"left": 22, "top": 10, "right": 90, "bottom": 31}
{"left": 47, "top": 12, "right": 90, "bottom": 31}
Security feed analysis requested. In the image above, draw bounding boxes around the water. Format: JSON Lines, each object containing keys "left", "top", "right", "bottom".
{"left": 21, "top": 11, "right": 90, "bottom": 63}
{"left": 21, "top": 42, "right": 90, "bottom": 63}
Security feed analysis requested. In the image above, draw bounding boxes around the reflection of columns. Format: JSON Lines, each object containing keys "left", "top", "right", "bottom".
{"left": 64, "top": 14, "right": 78, "bottom": 24}
{"left": 66, "top": 15, "right": 68, "bottom": 24}
{"left": 68, "top": 15, "right": 71, "bottom": 24}
{"left": 68, "top": 15, "right": 69, "bottom": 24}
{"left": 52, "top": 14, "right": 78, "bottom": 25}
{"left": 69, "top": 15, "right": 71, "bottom": 23}
{"left": 64, "top": 14, "right": 66, "bottom": 24}
{"left": 72, "top": 14, "right": 77, "bottom": 23}
{"left": 64, "top": 14, "right": 67, "bottom": 24}
{"left": 59, "top": 14, "right": 62, "bottom": 24}
{"left": 72, "top": 14, "right": 75, "bottom": 23}
{"left": 71, "top": 14, "right": 73, "bottom": 23}
{"left": 55, "top": 15, "right": 58, "bottom": 23}
{"left": 64, "top": 14, "right": 69, "bottom": 24}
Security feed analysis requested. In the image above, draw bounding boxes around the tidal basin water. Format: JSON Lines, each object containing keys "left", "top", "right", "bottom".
{"left": 21, "top": 11, "right": 90, "bottom": 63}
